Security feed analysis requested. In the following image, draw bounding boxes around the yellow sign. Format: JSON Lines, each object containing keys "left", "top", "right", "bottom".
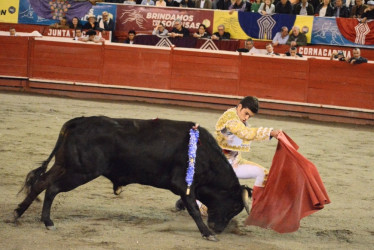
{"left": 294, "top": 15, "right": 314, "bottom": 43}
{"left": 0, "top": 0, "right": 19, "bottom": 23}
{"left": 213, "top": 11, "right": 249, "bottom": 40}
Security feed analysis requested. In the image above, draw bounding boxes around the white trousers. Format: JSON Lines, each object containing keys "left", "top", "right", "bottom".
{"left": 226, "top": 151, "right": 267, "bottom": 187}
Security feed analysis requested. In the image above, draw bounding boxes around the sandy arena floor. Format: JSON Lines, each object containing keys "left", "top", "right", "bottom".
{"left": 1, "top": 92, "right": 373, "bottom": 250}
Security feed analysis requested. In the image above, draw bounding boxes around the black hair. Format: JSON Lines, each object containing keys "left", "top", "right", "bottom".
{"left": 290, "top": 47, "right": 297, "bottom": 51}
{"left": 86, "top": 29, "right": 96, "bottom": 36}
{"left": 199, "top": 24, "right": 206, "bottom": 30}
{"left": 128, "top": 30, "right": 136, "bottom": 35}
{"left": 239, "top": 96, "right": 259, "bottom": 114}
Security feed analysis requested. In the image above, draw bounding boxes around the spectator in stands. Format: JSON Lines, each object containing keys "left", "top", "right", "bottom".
{"left": 229, "top": 0, "right": 248, "bottom": 12}
{"left": 98, "top": 11, "right": 114, "bottom": 32}
{"left": 308, "top": 0, "right": 320, "bottom": 11}
{"left": 361, "top": 1, "right": 374, "bottom": 22}
{"left": 211, "top": 24, "right": 231, "bottom": 40}
{"left": 124, "top": 0, "right": 137, "bottom": 4}
{"left": 9, "top": 27, "right": 16, "bottom": 36}
{"left": 141, "top": 0, "right": 155, "bottom": 4}
{"left": 333, "top": 0, "right": 350, "bottom": 17}
{"left": 78, "top": 29, "right": 104, "bottom": 43}
{"left": 180, "top": 0, "right": 195, "bottom": 7}
{"left": 69, "top": 17, "right": 83, "bottom": 31}
{"left": 293, "top": 0, "right": 315, "bottom": 15}
{"left": 50, "top": 17, "right": 70, "bottom": 29}
{"left": 74, "top": 29, "right": 84, "bottom": 40}
{"left": 217, "top": 0, "right": 231, "bottom": 10}
{"left": 193, "top": 24, "right": 211, "bottom": 38}
{"left": 237, "top": 38, "right": 259, "bottom": 53}
{"left": 166, "top": 0, "right": 177, "bottom": 6}
{"left": 265, "top": 43, "right": 280, "bottom": 55}
{"left": 250, "top": 0, "right": 262, "bottom": 12}
{"left": 350, "top": 0, "right": 367, "bottom": 17}
{"left": 315, "top": 0, "right": 334, "bottom": 16}
{"left": 275, "top": 0, "right": 293, "bottom": 14}
{"left": 124, "top": 30, "right": 136, "bottom": 44}
{"left": 346, "top": 48, "right": 368, "bottom": 64}
{"left": 195, "top": 0, "right": 213, "bottom": 8}
{"left": 285, "top": 47, "right": 303, "bottom": 57}
{"left": 156, "top": 0, "right": 167, "bottom": 6}
{"left": 169, "top": 19, "right": 190, "bottom": 37}
{"left": 258, "top": 0, "right": 275, "bottom": 14}
{"left": 83, "top": 15, "right": 99, "bottom": 30}
{"left": 272, "top": 26, "right": 289, "bottom": 46}
{"left": 287, "top": 26, "right": 307, "bottom": 47}
{"left": 330, "top": 50, "right": 346, "bottom": 61}
{"left": 152, "top": 23, "right": 169, "bottom": 36}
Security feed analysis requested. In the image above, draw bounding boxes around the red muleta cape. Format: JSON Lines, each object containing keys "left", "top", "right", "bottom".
{"left": 245, "top": 132, "right": 331, "bottom": 233}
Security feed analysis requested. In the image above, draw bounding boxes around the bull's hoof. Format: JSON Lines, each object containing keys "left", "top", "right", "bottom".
{"left": 46, "top": 225, "right": 56, "bottom": 231}
{"left": 114, "top": 186, "right": 123, "bottom": 195}
{"left": 203, "top": 235, "right": 218, "bottom": 242}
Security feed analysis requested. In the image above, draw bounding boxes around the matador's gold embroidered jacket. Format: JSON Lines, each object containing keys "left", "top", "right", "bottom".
{"left": 215, "top": 108, "right": 273, "bottom": 152}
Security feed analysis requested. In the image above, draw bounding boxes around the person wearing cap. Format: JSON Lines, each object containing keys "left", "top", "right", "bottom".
{"left": 361, "top": 1, "right": 374, "bottom": 22}
{"left": 78, "top": 29, "right": 104, "bottom": 43}
{"left": 83, "top": 14, "right": 99, "bottom": 30}
{"left": 330, "top": 51, "right": 346, "bottom": 61}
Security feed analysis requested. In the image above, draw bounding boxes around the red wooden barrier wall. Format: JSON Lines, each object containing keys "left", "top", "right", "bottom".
{"left": 0, "top": 36, "right": 29, "bottom": 78}
{"left": 239, "top": 55, "right": 309, "bottom": 103}
{"left": 308, "top": 58, "right": 374, "bottom": 110}
{"left": 102, "top": 45, "right": 171, "bottom": 89}
{"left": 171, "top": 49, "right": 239, "bottom": 95}
{"left": 29, "top": 40, "right": 102, "bottom": 83}
{"left": 1, "top": 36, "right": 373, "bottom": 118}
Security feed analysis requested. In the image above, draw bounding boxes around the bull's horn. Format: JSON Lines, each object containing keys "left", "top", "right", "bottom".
{"left": 242, "top": 188, "right": 250, "bottom": 215}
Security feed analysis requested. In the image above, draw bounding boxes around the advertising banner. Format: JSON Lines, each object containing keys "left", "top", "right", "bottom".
{"left": 0, "top": 0, "right": 19, "bottom": 23}
{"left": 18, "top": 0, "right": 116, "bottom": 27}
{"left": 311, "top": 17, "right": 374, "bottom": 48}
{"left": 115, "top": 5, "right": 214, "bottom": 35}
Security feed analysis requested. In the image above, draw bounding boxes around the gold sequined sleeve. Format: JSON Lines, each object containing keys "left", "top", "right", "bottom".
{"left": 226, "top": 120, "right": 273, "bottom": 141}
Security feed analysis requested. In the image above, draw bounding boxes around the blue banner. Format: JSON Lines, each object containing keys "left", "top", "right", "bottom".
{"left": 238, "top": 12, "right": 296, "bottom": 40}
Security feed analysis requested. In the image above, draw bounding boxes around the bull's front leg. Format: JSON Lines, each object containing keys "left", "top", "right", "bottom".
{"left": 181, "top": 195, "right": 218, "bottom": 241}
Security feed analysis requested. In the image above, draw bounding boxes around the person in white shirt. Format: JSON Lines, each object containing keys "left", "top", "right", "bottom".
{"left": 237, "top": 38, "right": 260, "bottom": 54}
{"left": 258, "top": 0, "right": 275, "bottom": 14}
{"left": 141, "top": 0, "right": 155, "bottom": 5}
{"left": 272, "top": 26, "right": 289, "bottom": 46}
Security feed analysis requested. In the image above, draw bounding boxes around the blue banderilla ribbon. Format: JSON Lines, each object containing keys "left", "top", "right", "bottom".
{"left": 185, "top": 126, "right": 199, "bottom": 195}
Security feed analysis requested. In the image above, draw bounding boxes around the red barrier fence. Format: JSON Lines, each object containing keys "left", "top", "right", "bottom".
{"left": 0, "top": 36, "right": 373, "bottom": 124}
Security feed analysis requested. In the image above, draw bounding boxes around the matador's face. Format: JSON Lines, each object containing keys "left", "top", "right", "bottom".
{"left": 236, "top": 104, "right": 255, "bottom": 123}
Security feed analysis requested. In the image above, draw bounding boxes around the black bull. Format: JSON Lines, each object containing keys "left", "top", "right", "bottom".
{"left": 14, "top": 117, "right": 251, "bottom": 241}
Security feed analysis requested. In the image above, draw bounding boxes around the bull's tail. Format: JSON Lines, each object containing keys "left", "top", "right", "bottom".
{"left": 18, "top": 123, "right": 68, "bottom": 197}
